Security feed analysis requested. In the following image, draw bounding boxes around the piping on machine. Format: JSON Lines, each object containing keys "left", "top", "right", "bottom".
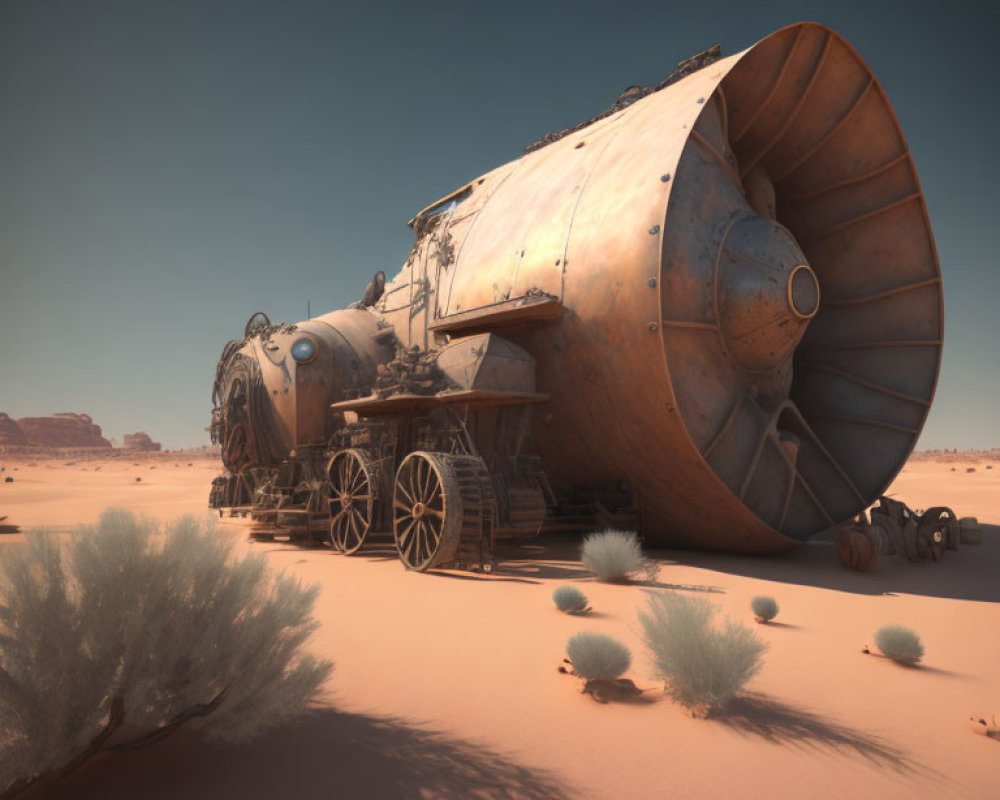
{"left": 209, "top": 22, "right": 945, "bottom": 572}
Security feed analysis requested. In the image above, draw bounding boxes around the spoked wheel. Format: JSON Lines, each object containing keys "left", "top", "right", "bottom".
{"left": 223, "top": 420, "right": 248, "bottom": 471}
{"left": 232, "top": 466, "right": 258, "bottom": 507}
{"left": 393, "top": 452, "right": 466, "bottom": 571}
{"left": 327, "top": 449, "right": 377, "bottom": 554}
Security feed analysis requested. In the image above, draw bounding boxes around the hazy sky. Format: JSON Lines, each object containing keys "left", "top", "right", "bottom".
{"left": 1, "top": 0, "right": 996, "bottom": 449}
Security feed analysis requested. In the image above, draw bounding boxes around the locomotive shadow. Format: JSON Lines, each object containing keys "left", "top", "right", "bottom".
{"left": 495, "top": 537, "right": 723, "bottom": 591}
{"left": 424, "top": 570, "right": 541, "bottom": 585}
{"left": 24, "top": 708, "right": 574, "bottom": 800}
{"left": 666, "top": 525, "right": 1000, "bottom": 603}
{"left": 714, "top": 692, "right": 924, "bottom": 777}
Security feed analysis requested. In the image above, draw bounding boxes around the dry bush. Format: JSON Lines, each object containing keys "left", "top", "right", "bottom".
{"left": 750, "top": 595, "right": 779, "bottom": 622}
{"left": 565, "top": 633, "right": 631, "bottom": 681}
{"left": 580, "top": 530, "right": 658, "bottom": 583}
{"left": 552, "top": 586, "right": 590, "bottom": 614}
{"left": 0, "top": 509, "right": 332, "bottom": 797}
{"left": 874, "top": 625, "right": 924, "bottom": 665}
{"left": 638, "top": 591, "right": 766, "bottom": 715}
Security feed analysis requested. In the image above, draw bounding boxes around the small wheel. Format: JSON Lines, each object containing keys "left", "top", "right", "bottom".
{"left": 327, "top": 449, "right": 376, "bottom": 554}
{"left": 393, "top": 452, "right": 464, "bottom": 571}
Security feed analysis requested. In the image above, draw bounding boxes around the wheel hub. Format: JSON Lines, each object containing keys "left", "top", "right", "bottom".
{"left": 412, "top": 501, "right": 426, "bottom": 519}
{"left": 339, "top": 493, "right": 352, "bottom": 510}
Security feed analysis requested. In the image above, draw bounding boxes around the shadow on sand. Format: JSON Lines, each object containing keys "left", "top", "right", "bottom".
{"left": 715, "top": 692, "right": 924, "bottom": 776}
{"left": 250, "top": 525, "right": 1000, "bottom": 604}
{"left": 861, "top": 652, "right": 972, "bottom": 681}
{"left": 664, "top": 524, "right": 1000, "bottom": 603}
{"left": 494, "top": 539, "right": 723, "bottom": 592}
{"left": 754, "top": 620, "right": 802, "bottom": 630}
{"left": 24, "top": 708, "right": 573, "bottom": 800}
{"left": 427, "top": 570, "right": 540, "bottom": 585}
{"left": 494, "top": 559, "right": 593, "bottom": 581}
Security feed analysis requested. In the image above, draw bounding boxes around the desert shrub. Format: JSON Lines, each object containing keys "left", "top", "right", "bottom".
{"left": 874, "top": 625, "right": 924, "bottom": 665}
{"left": 638, "top": 591, "right": 766, "bottom": 714}
{"left": 580, "top": 530, "right": 658, "bottom": 582}
{"left": 750, "top": 595, "right": 779, "bottom": 622}
{"left": 0, "top": 508, "right": 332, "bottom": 797}
{"left": 552, "top": 585, "right": 590, "bottom": 614}
{"left": 565, "top": 633, "right": 631, "bottom": 680}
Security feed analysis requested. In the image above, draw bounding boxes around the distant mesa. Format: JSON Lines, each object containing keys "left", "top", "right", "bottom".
{"left": 0, "top": 412, "right": 168, "bottom": 453}
{"left": 123, "top": 432, "right": 162, "bottom": 452}
{"left": 5, "top": 412, "right": 112, "bottom": 448}
{"left": 0, "top": 413, "right": 28, "bottom": 446}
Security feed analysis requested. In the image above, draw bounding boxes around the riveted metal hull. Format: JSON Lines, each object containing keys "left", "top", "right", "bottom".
{"left": 375, "top": 22, "right": 941, "bottom": 552}
{"left": 213, "top": 22, "right": 942, "bottom": 555}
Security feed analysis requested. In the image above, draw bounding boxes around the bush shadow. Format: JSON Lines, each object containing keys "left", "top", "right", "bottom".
{"left": 862, "top": 653, "right": 972, "bottom": 680}
{"left": 24, "top": 708, "right": 573, "bottom": 800}
{"left": 558, "top": 672, "right": 662, "bottom": 706}
{"left": 714, "top": 692, "right": 925, "bottom": 776}
{"left": 565, "top": 610, "right": 613, "bottom": 620}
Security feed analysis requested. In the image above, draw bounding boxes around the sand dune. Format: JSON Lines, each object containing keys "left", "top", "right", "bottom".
{"left": 2, "top": 454, "right": 998, "bottom": 799}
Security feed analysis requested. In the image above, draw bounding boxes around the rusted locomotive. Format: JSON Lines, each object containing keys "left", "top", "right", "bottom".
{"left": 210, "top": 22, "right": 943, "bottom": 571}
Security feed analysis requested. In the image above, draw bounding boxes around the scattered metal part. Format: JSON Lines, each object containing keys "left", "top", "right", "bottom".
{"left": 835, "top": 498, "right": 983, "bottom": 572}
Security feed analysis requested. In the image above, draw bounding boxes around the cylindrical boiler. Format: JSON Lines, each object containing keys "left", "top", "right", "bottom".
{"left": 375, "top": 22, "right": 942, "bottom": 552}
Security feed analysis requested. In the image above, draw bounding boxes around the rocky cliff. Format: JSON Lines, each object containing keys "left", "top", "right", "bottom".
{"left": 123, "top": 432, "right": 162, "bottom": 452}
{"left": 16, "top": 413, "right": 112, "bottom": 448}
{"left": 0, "top": 413, "right": 28, "bottom": 446}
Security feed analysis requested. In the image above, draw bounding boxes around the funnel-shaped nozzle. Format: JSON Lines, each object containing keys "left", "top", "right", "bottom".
{"left": 717, "top": 215, "right": 819, "bottom": 374}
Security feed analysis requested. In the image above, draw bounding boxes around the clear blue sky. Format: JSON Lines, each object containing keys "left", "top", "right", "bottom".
{"left": 0, "top": 0, "right": 996, "bottom": 449}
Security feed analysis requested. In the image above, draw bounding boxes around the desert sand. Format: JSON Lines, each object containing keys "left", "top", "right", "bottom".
{"left": 1, "top": 452, "right": 998, "bottom": 799}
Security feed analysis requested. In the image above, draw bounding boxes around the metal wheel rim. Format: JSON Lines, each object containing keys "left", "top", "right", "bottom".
{"left": 394, "top": 453, "right": 449, "bottom": 570}
{"left": 328, "top": 450, "right": 374, "bottom": 555}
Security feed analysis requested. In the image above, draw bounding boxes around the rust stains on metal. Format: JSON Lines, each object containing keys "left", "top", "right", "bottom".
{"left": 209, "top": 23, "right": 943, "bottom": 567}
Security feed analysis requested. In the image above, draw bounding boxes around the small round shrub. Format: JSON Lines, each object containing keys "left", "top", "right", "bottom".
{"left": 751, "top": 595, "right": 779, "bottom": 622}
{"left": 565, "top": 633, "right": 632, "bottom": 680}
{"left": 580, "top": 530, "right": 657, "bottom": 582}
{"left": 874, "top": 624, "right": 924, "bottom": 665}
{"left": 553, "top": 585, "right": 590, "bottom": 614}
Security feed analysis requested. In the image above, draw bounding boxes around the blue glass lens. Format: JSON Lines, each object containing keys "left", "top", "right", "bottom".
{"left": 290, "top": 337, "right": 316, "bottom": 363}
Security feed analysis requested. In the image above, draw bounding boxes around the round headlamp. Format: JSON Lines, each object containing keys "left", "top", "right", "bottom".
{"left": 290, "top": 336, "right": 318, "bottom": 364}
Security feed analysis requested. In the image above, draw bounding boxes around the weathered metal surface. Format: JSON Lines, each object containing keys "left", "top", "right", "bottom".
{"left": 211, "top": 22, "right": 943, "bottom": 560}
{"left": 835, "top": 498, "right": 981, "bottom": 572}
{"left": 427, "top": 291, "right": 562, "bottom": 335}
